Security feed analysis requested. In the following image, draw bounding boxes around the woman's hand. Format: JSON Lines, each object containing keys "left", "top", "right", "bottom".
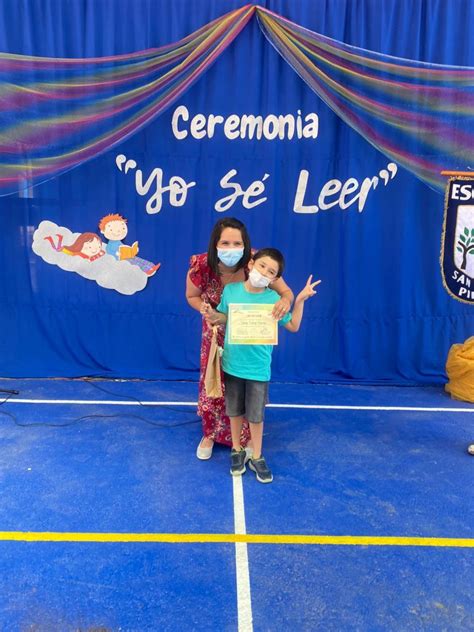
{"left": 272, "top": 296, "right": 292, "bottom": 320}
{"left": 200, "top": 302, "right": 211, "bottom": 316}
{"left": 201, "top": 302, "right": 225, "bottom": 326}
{"left": 295, "top": 275, "right": 321, "bottom": 303}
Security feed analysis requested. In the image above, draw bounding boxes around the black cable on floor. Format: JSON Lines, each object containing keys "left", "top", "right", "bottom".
{"left": 0, "top": 390, "right": 200, "bottom": 429}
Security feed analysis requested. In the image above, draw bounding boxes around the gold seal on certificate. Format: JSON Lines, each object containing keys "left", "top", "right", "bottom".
{"left": 228, "top": 303, "right": 278, "bottom": 345}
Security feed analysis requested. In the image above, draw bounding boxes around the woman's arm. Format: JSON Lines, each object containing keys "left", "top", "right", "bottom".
{"left": 269, "top": 275, "right": 294, "bottom": 320}
{"left": 185, "top": 270, "right": 205, "bottom": 313}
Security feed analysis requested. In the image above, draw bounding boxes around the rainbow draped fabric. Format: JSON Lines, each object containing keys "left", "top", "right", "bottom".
{"left": 0, "top": 4, "right": 473, "bottom": 195}
{"left": 257, "top": 7, "right": 474, "bottom": 191}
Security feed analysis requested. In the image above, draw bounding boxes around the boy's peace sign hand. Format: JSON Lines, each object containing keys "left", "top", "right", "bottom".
{"left": 296, "top": 275, "right": 321, "bottom": 303}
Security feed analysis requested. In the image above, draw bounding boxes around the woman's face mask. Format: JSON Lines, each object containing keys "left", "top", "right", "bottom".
{"left": 217, "top": 248, "right": 244, "bottom": 267}
{"left": 248, "top": 268, "right": 271, "bottom": 288}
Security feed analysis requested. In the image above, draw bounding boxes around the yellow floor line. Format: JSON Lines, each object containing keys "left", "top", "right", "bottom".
{"left": 0, "top": 531, "right": 473, "bottom": 547}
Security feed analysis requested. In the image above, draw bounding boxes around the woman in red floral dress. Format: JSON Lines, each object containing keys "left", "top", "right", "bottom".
{"left": 186, "top": 217, "right": 293, "bottom": 459}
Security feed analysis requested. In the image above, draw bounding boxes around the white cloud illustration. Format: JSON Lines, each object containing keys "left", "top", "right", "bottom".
{"left": 32, "top": 220, "right": 148, "bottom": 295}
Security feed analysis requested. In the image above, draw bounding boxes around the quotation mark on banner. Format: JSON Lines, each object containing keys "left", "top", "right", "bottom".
{"left": 116, "top": 154, "right": 137, "bottom": 174}
{"left": 379, "top": 163, "right": 398, "bottom": 185}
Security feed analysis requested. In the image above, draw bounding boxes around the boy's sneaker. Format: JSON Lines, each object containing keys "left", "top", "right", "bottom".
{"left": 244, "top": 445, "right": 253, "bottom": 460}
{"left": 248, "top": 456, "right": 273, "bottom": 483}
{"left": 230, "top": 449, "right": 247, "bottom": 476}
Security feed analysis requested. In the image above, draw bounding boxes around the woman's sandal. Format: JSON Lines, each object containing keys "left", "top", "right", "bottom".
{"left": 196, "top": 437, "right": 214, "bottom": 460}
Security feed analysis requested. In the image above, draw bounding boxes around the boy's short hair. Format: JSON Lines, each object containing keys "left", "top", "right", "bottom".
{"left": 252, "top": 248, "right": 285, "bottom": 277}
{"left": 99, "top": 213, "right": 127, "bottom": 232}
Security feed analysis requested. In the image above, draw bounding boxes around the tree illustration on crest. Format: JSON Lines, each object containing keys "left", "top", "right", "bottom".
{"left": 456, "top": 227, "right": 474, "bottom": 270}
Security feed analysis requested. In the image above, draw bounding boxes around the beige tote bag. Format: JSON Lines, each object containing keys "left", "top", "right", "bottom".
{"left": 204, "top": 326, "right": 223, "bottom": 398}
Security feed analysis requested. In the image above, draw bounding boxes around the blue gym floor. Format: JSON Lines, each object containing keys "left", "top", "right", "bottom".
{"left": 0, "top": 379, "right": 472, "bottom": 631}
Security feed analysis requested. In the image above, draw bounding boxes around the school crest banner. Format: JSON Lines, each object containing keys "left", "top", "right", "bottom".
{"left": 441, "top": 177, "right": 474, "bottom": 304}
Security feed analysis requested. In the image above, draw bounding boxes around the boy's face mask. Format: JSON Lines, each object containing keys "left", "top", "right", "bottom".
{"left": 217, "top": 248, "right": 244, "bottom": 267}
{"left": 248, "top": 268, "right": 272, "bottom": 288}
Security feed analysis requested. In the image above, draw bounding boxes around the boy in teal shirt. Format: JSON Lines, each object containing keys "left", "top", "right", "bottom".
{"left": 204, "top": 248, "right": 320, "bottom": 483}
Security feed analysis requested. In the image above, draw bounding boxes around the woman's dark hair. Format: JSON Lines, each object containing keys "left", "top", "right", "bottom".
{"left": 207, "top": 217, "right": 251, "bottom": 275}
{"left": 252, "top": 248, "right": 285, "bottom": 278}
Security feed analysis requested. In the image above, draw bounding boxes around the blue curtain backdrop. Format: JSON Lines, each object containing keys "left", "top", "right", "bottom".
{"left": 0, "top": 0, "right": 473, "bottom": 383}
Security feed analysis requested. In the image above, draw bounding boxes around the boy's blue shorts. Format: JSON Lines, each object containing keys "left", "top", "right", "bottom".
{"left": 224, "top": 372, "right": 268, "bottom": 424}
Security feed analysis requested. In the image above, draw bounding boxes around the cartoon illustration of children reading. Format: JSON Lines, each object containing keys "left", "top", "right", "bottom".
{"left": 44, "top": 232, "right": 105, "bottom": 261}
{"left": 99, "top": 213, "right": 161, "bottom": 277}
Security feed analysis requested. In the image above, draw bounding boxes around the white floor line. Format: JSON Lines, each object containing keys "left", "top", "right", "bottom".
{"left": 232, "top": 475, "right": 253, "bottom": 632}
{"left": 5, "top": 399, "right": 197, "bottom": 406}
{"left": 4, "top": 398, "right": 474, "bottom": 413}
